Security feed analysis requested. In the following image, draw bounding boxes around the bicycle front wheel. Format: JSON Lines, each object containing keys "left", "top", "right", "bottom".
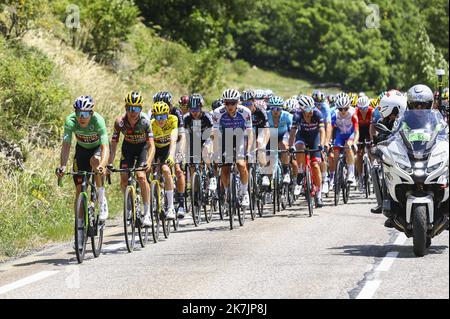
{"left": 150, "top": 182, "right": 161, "bottom": 243}
{"left": 191, "top": 172, "right": 201, "bottom": 227}
{"left": 334, "top": 161, "right": 342, "bottom": 206}
{"left": 75, "top": 193, "right": 88, "bottom": 264}
{"left": 305, "top": 166, "right": 314, "bottom": 217}
{"left": 91, "top": 205, "right": 104, "bottom": 258}
{"left": 124, "top": 186, "right": 136, "bottom": 252}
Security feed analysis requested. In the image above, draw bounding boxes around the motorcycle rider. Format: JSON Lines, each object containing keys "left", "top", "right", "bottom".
{"left": 370, "top": 90, "right": 407, "bottom": 218}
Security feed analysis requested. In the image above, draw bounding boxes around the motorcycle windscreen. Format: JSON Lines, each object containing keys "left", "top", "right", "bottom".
{"left": 396, "top": 110, "right": 446, "bottom": 159}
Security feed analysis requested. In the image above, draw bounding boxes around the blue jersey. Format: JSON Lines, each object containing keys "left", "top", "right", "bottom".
{"left": 267, "top": 111, "right": 293, "bottom": 137}
{"left": 315, "top": 101, "right": 332, "bottom": 124}
{"left": 371, "top": 108, "right": 382, "bottom": 124}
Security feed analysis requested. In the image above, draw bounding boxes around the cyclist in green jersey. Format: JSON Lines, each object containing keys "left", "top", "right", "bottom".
{"left": 56, "top": 96, "right": 110, "bottom": 221}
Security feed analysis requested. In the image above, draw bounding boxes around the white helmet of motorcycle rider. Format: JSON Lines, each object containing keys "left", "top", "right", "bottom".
{"left": 379, "top": 90, "right": 407, "bottom": 119}
{"left": 406, "top": 84, "right": 434, "bottom": 110}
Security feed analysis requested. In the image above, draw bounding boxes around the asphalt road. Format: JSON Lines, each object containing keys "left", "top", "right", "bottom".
{"left": 0, "top": 190, "right": 448, "bottom": 299}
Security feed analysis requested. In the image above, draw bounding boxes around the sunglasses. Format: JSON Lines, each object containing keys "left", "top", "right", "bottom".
{"left": 242, "top": 101, "right": 254, "bottom": 107}
{"left": 127, "top": 106, "right": 142, "bottom": 113}
{"left": 271, "top": 107, "right": 282, "bottom": 112}
{"left": 224, "top": 100, "right": 238, "bottom": 106}
{"left": 190, "top": 108, "right": 201, "bottom": 113}
{"left": 155, "top": 114, "right": 168, "bottom": 121}
{"left": 304, "top": 108, "right": 313, "bottom": 113}
{"left": 76, "top": 111, "right": 92, "bottom": 118}
{"left": 338, "top": 108, "right": 349, "bottom": 112}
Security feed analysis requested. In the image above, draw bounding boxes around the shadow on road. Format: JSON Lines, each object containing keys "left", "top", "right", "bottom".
{"left": 329, "top": 244, "right": 448, "bottom": 258}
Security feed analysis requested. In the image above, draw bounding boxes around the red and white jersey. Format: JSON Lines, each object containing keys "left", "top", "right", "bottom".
{"left": 332, "top": 108, "right": 359, "bottom": 135}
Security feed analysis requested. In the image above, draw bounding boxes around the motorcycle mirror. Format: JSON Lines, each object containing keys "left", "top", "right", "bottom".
{"left": 374, "top": 123, "right": 391, "bottom": 134}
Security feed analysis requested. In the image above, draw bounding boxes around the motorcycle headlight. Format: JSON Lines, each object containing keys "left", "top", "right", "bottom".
{"left": 397, "top": 163, "right": 413, "bottom": 174}
{"left": 426, "top": 162, "right": 443, "bottom": 174}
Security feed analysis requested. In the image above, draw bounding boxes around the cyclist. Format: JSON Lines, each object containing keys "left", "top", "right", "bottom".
{"left": 254, "top": 89, "right": 267, "bottom": 110}
{"left": 241, "top": 90, "right": 270, "bottom": 166}
{"left": 183, "top": 94, "right": 216, "bottom": 200}
{"left": 369, "top": 90, "right": 407, "bottom": 222}
{"left": 330, "top": 95, "right": 359, "bottom": 185}
{"left": 212, "top": 89, "right": 253, "bottom": 208}
{"left": 108, "top": 92, "right": 155, "bottom": 226}
{"left": 311, "top": 90, "right": 332, "bottom": 195}
{"left": 56, "top": 96, "right": 110, "bottom": 230}
{"left": 264, "top": 96, "right": 293, "bottom": 187}
{"left": 179, "top": 95, "right": 190, "bottom": 116}
{"left": 355, "top": 95, "right": 374, "bottom": 192}
{"left": 151, "top": 101, "right": 179, "bottom": 220}
{"left": 289, "top": 95, "right": 325, "bottom": 207}
{"left": 152, "top": 91, "right": 186, "bottom": 218}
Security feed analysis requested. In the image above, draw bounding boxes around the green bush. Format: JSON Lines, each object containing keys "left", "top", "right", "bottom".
{"left": 231, "top": 59, "right": 250, "bottom": 77}
{"left": 0, "top": 35, "right": 70, "bottom": 142}
{"left": 0, "top": 0, "right": 44, "bottom": 39}
{"left": 51, "top": 0, "right": 139, "bottom": 64}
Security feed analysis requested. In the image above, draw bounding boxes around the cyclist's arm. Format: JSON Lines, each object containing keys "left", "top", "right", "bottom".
{"left": 109, "top": 121, "right": 121, "bottom": 166}
{"left": 319, "top": 125, "right": 326, "bottom": 147}
{"left": 169, "top": 128, "right": 178, "bottom": 160}
{"left": 246, "top": 128, "right": 254, "bottom": 155}
{"left": 147, "top": 138, "right": 155, "bottom": 166}
{"left": 99, "top": 143, "right": 110, "bottom": 168}
{"left": 60, "top": 142, "right": 71, "bottom": 168}
{"left": 352, "top": 114, "right": 359, "bottom": 146}
{"left": 288, "top": 126, "right": 297, "bottom": 148}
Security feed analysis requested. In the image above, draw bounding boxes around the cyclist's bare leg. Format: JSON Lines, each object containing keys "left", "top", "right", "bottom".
{"left": 236, "top": 160, "right": 249, "bottom": 185}
{"left": 175, "top": 163, "right": 185, "bottom": 193}
{"left": 356, "top": 146, "right": 364, "bottom": 177}
{"left": 162, "top": 164, "right": 174, "bottom": 190}
{"left": 120, "top": 173, "right": 128, "bottom": 193}
{"left": 136, "top": 171, "right": 150, "bottom": 204}
{"left": 312, "top": 161, "right": 322, "bottom": 189}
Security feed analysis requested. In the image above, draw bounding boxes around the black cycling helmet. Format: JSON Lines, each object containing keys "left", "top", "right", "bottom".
{"left": 211, "top": 99, "right": 223, "bottom": 111}
{"left": 188, "top": 93, "right": 204, "bottom": 110}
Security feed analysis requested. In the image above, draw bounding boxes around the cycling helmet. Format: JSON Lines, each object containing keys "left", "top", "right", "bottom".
{"left": 357, "top": 96, "right": 370, "bottom": 111}
{"left": 254, "top": 89, "right": 265, "bottom": 100}
{"left": 327, "top": 95, "right": 336, "bottom": 105}
{"left": 125, "top": 91, "right": 144, "bottom": 106}
{"left": 298, "top": 95, "right": 316, "bottom": 112}
{"left": 358, "top": 92, "right": 366, "bottom": 98}
{"left": 268, "top": 96, "right": 284, "bottom": 108}
{"left": 153, "top": 91, "right": 173, "bottom": 106}
{"left": 211, "top": 99, "right": 223, "bottom": 111}
{"left": 264, "top": 89, "right": 274, "bottom": 99}
{"left": 188, "top": 94, "right": 204, "bottom": 110}
{"left": 312, "top": 90, "right": 325, "bottom": 103}
{"left": 369, "top": 98, "right": 378, "bottom": 109}
{"left": 222, "top": 88, "right": 241, "bottom": 102}
{"left": 407, "top": 84, "right": 433, "bottom": 110}
{"left": 179, "top": 95, "right": 190, "bottom": 108}
{"left": 335, "top": 92, "right": 348, "bottom": 100}
{"left": 152, "top": 101, "right": 170, "bottom": 115}
{"left": 379, "top": 90, "right": 407, "bottom": 118}
{"left": 73, "top": 96, "right": 95, "bottom": 111}
{"left": 284, "top": 98, "right": 299, "bottom": 112}
{"left": 335, "top": 96, "right": 352, "bottom": 110}
{"left": 241, "top": 90, "right": 255, "bottom": 102}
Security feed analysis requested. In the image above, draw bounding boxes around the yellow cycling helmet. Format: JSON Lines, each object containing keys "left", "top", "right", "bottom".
{"left": 125, "top": 91, "right": 144, "bottom": 106}
{"left": 369, "top": 98, "right": 378, "bottom": 109}
{"left": 152, "top": 101, "right": 170, "bottom": 115}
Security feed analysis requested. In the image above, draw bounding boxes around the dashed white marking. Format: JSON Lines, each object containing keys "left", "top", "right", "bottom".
{"left": 356, "top": 280, "right": 381, "bottom": 299}
{"left": 356, "top": 233, "right": 407, "bottom": 299}
{"left": 0, "top": 271, "right": 59, "bottom": 295}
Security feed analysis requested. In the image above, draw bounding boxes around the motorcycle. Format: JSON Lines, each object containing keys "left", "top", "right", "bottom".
{"left": 374, "top": 109, "right": 449, "bottom": 257}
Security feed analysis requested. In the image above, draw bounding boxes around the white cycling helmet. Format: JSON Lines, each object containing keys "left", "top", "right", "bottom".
{"left": 379, "top": 90, "right": 407, "bottom": 118}
{"left": 335, "top": 96, "right": 351, "bottom": 110}
{"left": 336, "top": 92, "right": 349, "bottom": 100}
{"left": 297, "top": 95, "right": 315, "bottom": 111}
{"left": 406, "top": 84, "right": 434, "bottom": 109}
{"left": 284, "top": 98, "right": 300, "bottom": 112}
{"left": 222, "top": 89, "right": 241, "bottom": 102}
{"left": 357, "top": 96, "right": 370, "bottom": 110}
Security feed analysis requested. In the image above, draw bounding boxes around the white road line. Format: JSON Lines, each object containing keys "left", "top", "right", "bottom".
{"left": 356, "top": 233, "right": 408, "bottom": 299}
{"left": 0, "top": 271, "right": 59, "bottom": 295}
{"left": 356, "top": 280, "right": 381, "bottom": 299}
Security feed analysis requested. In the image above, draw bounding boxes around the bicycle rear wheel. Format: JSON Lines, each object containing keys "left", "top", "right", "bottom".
{"left": 124, "top": 186, "right": 136, "bottom": 252}
{"left": 150, "top": 182, "right": 161, "bottom": 243}
{"left": 248, "top": 166, "right": 256, "bottom": 220}
{"left": 75, "top": 193, "right": 88, "bottom": 264}
{"left": 363, "top": 157, "right": 371, "bottom": 198}
{"left": 236, "top": 176, "right": 245, "bottom": 227}
{"left": 203, "top": 174, "right": 213, "bottom": 223}
{"left": 136, "top": 196, "right": 149, "bottom": 248}
{"left": 343, "top": 165, "right": 350, "bottom": 204}
{"left": 161, "top": 190, "right": 171, "bottom": 239}
{"left": 305, "top": 166, "right": 314, "bottom": 217}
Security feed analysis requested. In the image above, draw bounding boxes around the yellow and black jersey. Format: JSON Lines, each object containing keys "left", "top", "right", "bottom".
{"left": 151, "top": 114, "right": 178, "bottom": 148}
